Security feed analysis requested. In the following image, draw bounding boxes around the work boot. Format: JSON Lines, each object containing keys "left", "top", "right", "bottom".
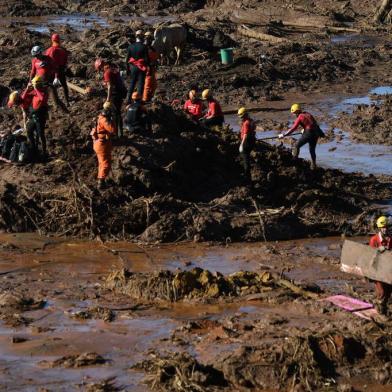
{"left": 292, "top": 147, "right": 299, "bottom": 159}
{"left": 310, "top": 160, "right": 317, "bottom": 170}
{"left": 97, "top": 179, "right": 105, "bottom": 190}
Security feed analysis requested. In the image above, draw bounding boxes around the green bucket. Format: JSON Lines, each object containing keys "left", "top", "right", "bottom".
{"left": 220, "top": 48, "right": 233, "bottom": 65}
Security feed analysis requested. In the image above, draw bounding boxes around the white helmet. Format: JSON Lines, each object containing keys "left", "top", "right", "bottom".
{"left": 31, "top": 46, "right": 43, "bottom": 57}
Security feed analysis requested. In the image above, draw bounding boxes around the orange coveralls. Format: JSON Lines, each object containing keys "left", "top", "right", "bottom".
{"left": 143, "top": 48, "right": 159, "bottom": 102}
{"left": 92, "top": 114, "right": 117, "bottom": 179}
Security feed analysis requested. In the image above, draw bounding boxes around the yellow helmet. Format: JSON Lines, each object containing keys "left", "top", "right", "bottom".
{"left": 7, "top": 91, "right": 19, "bottom": 107}
{"left": 103, "top": 101, "right": 112, "bottom": 110}
{"left": 290, "top": 103, "right": 301, "bottom": 113}
{"left": 32, "top": 75, "right": 44, "bottom": 88}
{"left": 201, "top": 89, "right": 210, "bottom": 100}
{"left": 237, "top": 107, "right": 247, "bottom": 117}
{"left": 377, "top": 216, "right": 388, "bottom": 228}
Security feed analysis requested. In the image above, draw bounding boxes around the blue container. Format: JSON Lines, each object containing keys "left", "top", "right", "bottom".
{"left": 220, "top": 48, "right": 233, "bottom": 65}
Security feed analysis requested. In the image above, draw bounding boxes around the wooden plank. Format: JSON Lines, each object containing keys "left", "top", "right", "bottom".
{"left": 67, "top": 82, "right": 87, "bottom": 95}
{"left": 340, "top": 240, "right": 392, "bottom": 284}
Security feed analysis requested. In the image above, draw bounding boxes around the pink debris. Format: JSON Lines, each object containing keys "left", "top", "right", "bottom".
{"left": 324, "top": 295, "right": 373, "bottom": 312}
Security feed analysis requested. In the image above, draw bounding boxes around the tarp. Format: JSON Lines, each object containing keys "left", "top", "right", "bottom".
{"left": 340, "top": 239, "right": 392, "bottom": 284}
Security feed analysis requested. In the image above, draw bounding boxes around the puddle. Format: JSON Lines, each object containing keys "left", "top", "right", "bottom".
{"left": 330, "top": 34, "right": 382, "bottom": 48}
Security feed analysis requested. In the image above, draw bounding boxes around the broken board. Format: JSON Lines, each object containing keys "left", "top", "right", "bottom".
{"left": 340, "top": 239, "right": 392, "bottom": 284}
{"left": 324, "top": 295, "right": 377, "bottom": 320}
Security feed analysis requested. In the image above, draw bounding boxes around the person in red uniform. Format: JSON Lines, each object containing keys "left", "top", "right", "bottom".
{"left": 201, "top": 89, "right": 224, "bottom": 127}
{"left": 45, "top": 33, "right": 70, "bottom": 105}
{"left": 95, "top": 59, "right": 127, "bottom": 137}
{"left": 369, "top": 216, "right": 392, "bottom": 315}
{"left": 183, "top": 89, "right": 203, "bottom": 121}
{"left": 143, "top": 31, "right": 159, "bottom": 102}
{"left": 278, "top": 103, "right": 323, "bottom": 170}
{"left": 90, "top": 102, "right": 117, "bottom": 189}
{"left": 238, "top": 107, "right": 256, "bottom": 179}
{"left": 9, "top": 76, "right": 49, "bottom": 158}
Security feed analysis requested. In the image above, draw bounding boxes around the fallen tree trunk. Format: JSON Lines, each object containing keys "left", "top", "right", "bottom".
{"left": 374, "top": 0, "right": 392, "bottom": 23}
{"left": 238, "top": 25, "right": 288, "bottom": 43}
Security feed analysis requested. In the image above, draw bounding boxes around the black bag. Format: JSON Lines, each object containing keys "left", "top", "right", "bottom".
{"left": 9, "top": 140, "right": 20, "bottom": 162}
{"left": 18, "top": 141, "right": 32, "bottom": 163}
{"left": 1, "top": 134, "right": 16, "bottom": 159}
{"left": 315, "top": 125, "right": 325, "bottom": 138}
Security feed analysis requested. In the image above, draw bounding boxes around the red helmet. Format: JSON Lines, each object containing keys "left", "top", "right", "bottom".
{"left": 132, "top": 91, "right": 141, "bottom": 100}
{"left": 51, "top": 33, "right": 60, "bottom": 42}
{"left": 94, "top": 58, "right": 104, "bottom": 71}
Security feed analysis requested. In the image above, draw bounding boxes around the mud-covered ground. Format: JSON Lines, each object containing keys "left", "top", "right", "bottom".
{"left": 1, "top": 233, "right": 392, "bottom": 392}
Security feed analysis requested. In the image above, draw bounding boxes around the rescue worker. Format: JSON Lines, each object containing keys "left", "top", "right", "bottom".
{"left": 143, "top": 31, "right": 159, "bottom": 102}
{"left": 9, "top": 76, "right": 49, "bottom": 158}
{"left": 278, "top": 104, "right": 322, "bottom": 170}
{"left": 91, "top": 102, "right": 117, "bottom": 189}
{"left": 183, "top": 89, "right": 203, "bottom": 121}
{"left": 369, "top": 216, "right": 392, "bottom": 316}
{"left": 201, "top": 89, "right": 224, "bottom": 127}
{"left": 238, "top": 107, "right": 256, "bottom": 179}
{"left": 30, "top": 45, "right": 68, "bottom": 113}
{"left": 45, "top": 33, "right": 70, "bottom": 105}
{"left": 124, "top": 92, "right": 151, "bottom": 133}
{"left": 95, "top": 58, "right": 127, "bottom": 137}
{"left": 126, "top": 30, "right": 149, "bottom": 103}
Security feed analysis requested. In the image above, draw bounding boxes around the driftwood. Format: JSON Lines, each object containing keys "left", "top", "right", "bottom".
{"left": 238, "top": 25, "right": 288, "bottom": 43}
{"left": 67, "top": 81, "right": 87, "bottom": 95}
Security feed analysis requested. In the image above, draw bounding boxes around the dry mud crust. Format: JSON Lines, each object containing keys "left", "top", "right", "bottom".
{"left": 0, "top": 102, "right": 391, "bottom": 242}
{"left": 333, "top": 95, "right": 392, "bottom": 145}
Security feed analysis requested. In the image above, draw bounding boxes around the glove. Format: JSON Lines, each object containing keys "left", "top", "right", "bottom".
{"left": 278, "top": 133, "right": 284, "bottom": 139}
{"left": 53, "top": 78, "right": 61, "bottom": 87}
{"left": 378, "top": 246, "right": 386, "bottom": 253}
{"left": 239, "top": 144, "right": 244, "bottom": 153}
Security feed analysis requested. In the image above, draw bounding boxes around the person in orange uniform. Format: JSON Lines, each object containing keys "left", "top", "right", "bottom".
{"left": 238, "top": 107, "right": 256, "bottom": 179}
{"left": 369, "top": 216, "right": 392, "bottom": 316}
{"left": 183, "top": 89, "right": 203, "bottom": 121}
{"left": 91, "top": 102, "right": 117, "bottom": 189}
{"left": 201, "top": 89, "right": 224, "bottom": 127}
{"left": 45, "top": 33, "right": 70, "bottom": 105}
{"left": 8, "top": 76, "right": 49, "bottom": 158}
{"left": 95, "top": 58, "right": 127, "bottom": 137}
{"left": 143, "top": 31, "right": 159, "bottom": 102}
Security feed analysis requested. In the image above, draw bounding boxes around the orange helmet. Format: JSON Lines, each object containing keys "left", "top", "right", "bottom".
{"left": 132, "top": 91, "right": 141, "bottom": 100}
{"left": 94, "top": 58, "right": 104, "bottom": 71}
{"left": 51, "top": 33, "right": 60, "bottom": 42}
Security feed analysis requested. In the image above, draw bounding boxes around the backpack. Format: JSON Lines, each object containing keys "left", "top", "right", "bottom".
{"left": 9, "top": 140, "right": 20, "bottom": 162}
{"left": 1, "top": 134, "right": 16, "bottom": 159}
{"left": 18, "top": 141, "right": 32, "bottom": 163}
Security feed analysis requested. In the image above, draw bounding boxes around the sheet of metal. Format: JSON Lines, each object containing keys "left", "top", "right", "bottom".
{"left": 340, "top": 239, "right": 392, "bottom": 284}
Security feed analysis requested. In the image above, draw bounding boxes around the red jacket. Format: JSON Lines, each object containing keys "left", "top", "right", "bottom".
{"left": 205, "top": 98, "right": 223, "bottom": 119}
{"left": 45, "top": 45, "right": 68, "bottom": 69}
{"left": 369, "top": 233, "right": 392, "bottom": 250}
{"left": 21, "top": 88, "right": 49, "bottom": 110}
{"left": 286, "top": 112, "right": 318, "bottom": 136}
{"left": 30, "top": 55, "right": 56, "bottom": 81}
{"left": 184, "top": 99, "right": 203, "bottom": 119}
{"left": 240, "top": 118, "right": 256, "bottom": 141}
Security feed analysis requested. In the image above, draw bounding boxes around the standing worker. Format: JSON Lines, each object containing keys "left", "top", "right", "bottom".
{"left": 30, "top": 45, "right": 68, "bottom": 113}
{"left": 183, "top": 89, "right": 203, "bottom": 121}
{"left": 278, "top": 104, "right": 323, "bottom": 170}
{"left": 95, "top": 59, "right": 127, "bottom": 137}
{"left": 143, "top": 31, "right": 159, "bottom": 102}
{"left": 238, "top": 107, "right": 256, "bottom": 179}
{"left": 124, "top": 92, "right": 151, "bottom": 133}
{"left": 369, "top": 216, "right": 392, "bottom": 316}
{"left": 201, "top": 89, "right": 224, "bottom": 127}
{"left": 45, "top": 33, "right": 70, "bottom": 106}
{"left": 90, "top": 102, "right": 117, "bottom": 189}
{"left": 126, "top": 30, "right": 149, "bottom": 103}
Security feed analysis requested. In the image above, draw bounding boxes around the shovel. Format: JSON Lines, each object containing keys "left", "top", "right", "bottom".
{"left": 259, "top": 132, "right": 302, "bottom": 141}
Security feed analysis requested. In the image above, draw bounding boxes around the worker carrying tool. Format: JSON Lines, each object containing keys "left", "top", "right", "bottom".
{"left": 91, "top": 102, "right": 117, "bottom": 189}
{"left": 183, "top": 89, "right": 203, "bottom": 121}
{"left": 124, "top": 92, "right": 151, "bottom": 133}
{"left": 9, "top": 76, "right": 49, "bottom": 159}
{"left": 201, "top": 89, "right": 224, "bottom": 127}
{"left": 45, "top": 33, "right": 70, "bottom": 105}
{"left": 369, "top": 216, "right": 392, "bottom": 316}
{"left": 30, "top": 45, "right": 68, "bottom": 113}
{"left": 278, "top": 104, "right": 324, "bottom": 170}
{"left": 143, "top": 31, "right": 159, "bottom": 102}
{"left": 95, "top": 58, "right": 127, "bottom": 137}
{"left": 126, "top": 30, "right": 149, "bottom": 103}
{"left": 238, "top": 107, "right": 256, "bottom": 179}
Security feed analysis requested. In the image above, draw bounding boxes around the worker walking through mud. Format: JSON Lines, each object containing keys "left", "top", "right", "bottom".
{"left": 201, "top": 89, "right": 224, "bottom": 127}
{"left": 91, "top": 102, "right": 117, "bottom": 189}
{"left": 369, "top": 216, "right": 392, "bottom": 316}
{"left": 45, "top": 33, "right": 70, "bottom": 106}
{"left": 279, "top": 104, "right": 324, "bottom": 170}
{"left": 126, "top": 30, "right": 149, "bottom": 103}
{"left": 143, "top": 31, "right": 159, "bottom": 102}
{"left": 238, "top": 107, "right": 256, "bottom": 180}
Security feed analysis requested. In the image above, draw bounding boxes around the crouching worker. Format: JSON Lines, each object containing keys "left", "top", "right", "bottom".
{"left": 201, "top": 89, "right": 224, "bottom": 127}
{"left": 238, "top": 107, "right": 256, "bottom": 180}
{"left": 91, "top": 102, "right": 117, "bottom": 189}
{"left": 124, "top": 92, "right": 151, "bottom": 133}
{"left": 183, "top": 89, "right": 203, "bottom": 121}
{"left": 369, "top": 216, "right": 392, "bottom": 316}
{"left": 278, "top": 104, "right": 323, "bottom": 170}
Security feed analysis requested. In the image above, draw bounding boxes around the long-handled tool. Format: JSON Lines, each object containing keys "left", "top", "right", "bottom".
{"left": 259, "top": 132, "right": 302, "bottom": 141}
